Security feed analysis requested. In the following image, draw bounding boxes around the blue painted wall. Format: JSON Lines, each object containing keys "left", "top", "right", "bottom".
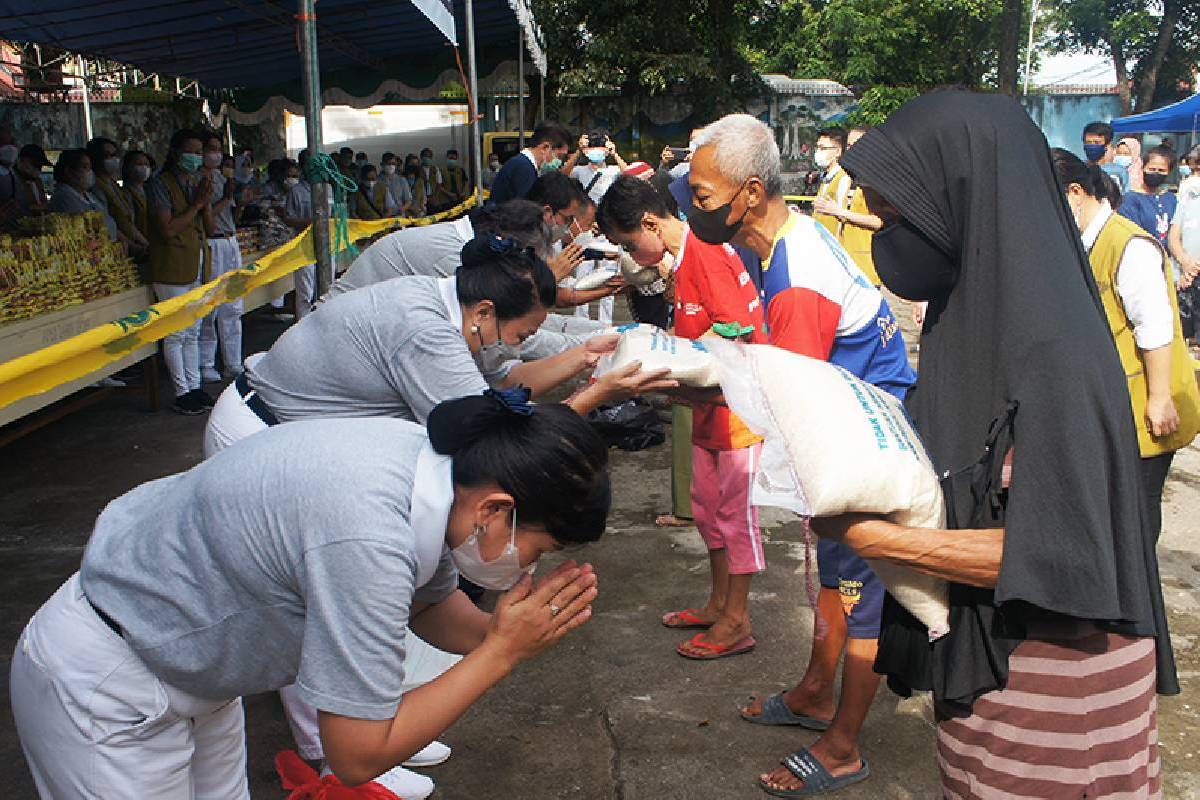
{"left": 1022, "top": 93, "right": 1125, "bottom": 158}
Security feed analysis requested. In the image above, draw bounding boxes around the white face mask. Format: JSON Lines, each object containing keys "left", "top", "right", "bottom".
{"left": 383, "top": 164, "right": 397, "bottom": 175}
{"left": 104, "top": 156, "right": 122, "bottom": 175}
{"left": 364, "top": 180, "right": 377, "bottom": 190}
{"left": 450, "top": 509, "right": 534, "bottom": 590}
{"left": 1113, "top": 154, "right": 1134, "bottom": 168}
{"left": 489, "top": 161, "right": 500, "bottom": 171}
{"left": 204, "top": 151, "right": 223, "bottom": 169}
{"left": 133, "top": 164, "right": 151, "bottom": 182}
{"left": 284, "top": 176, "right": 300, "bottom": 188}
{"left": 814, "top": 149, "right": 835, "bottom": 169}
{"left": 0, "top": 144, "right": 17, "bottom": 166}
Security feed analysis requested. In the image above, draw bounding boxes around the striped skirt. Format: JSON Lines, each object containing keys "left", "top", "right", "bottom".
{"left": 938, "top": 622, "right": 1160, "bottom": 799}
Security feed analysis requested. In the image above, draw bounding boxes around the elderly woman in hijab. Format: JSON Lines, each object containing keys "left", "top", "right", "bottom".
{"left": 768, "top": 91, "right": 1171, "bottom": 799}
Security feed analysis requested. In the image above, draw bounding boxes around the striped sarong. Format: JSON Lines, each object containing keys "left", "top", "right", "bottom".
{"left": 938, "top": 621, "right": 1160, "bottom": 799}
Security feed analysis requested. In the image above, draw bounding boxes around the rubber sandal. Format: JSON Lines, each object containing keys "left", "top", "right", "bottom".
{"left": 758, "top": 748, "right": 870, "bottom": 797}
{"left": 661, "top": 608, "right": 714, "bottom": 629}
{"left": 677, "top": 633, "right": 756, "bottom": 660}
{"left": 741, "top": 693, "right": 832, "bottom": 731}
{"left": 655, "top": 514, "right": 693, "bottom": 528}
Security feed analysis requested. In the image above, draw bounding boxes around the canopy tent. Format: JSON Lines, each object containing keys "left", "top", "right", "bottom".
{"left": 0, "top": 0, "right": 545, "bottom": 96}
{"left": 1110, "top": 92, "right": 1200, "bottom": 135}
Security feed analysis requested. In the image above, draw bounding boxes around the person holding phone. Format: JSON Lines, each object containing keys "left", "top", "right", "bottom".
{"left": 569, "top": 131, "right": 627, "bottom": 205}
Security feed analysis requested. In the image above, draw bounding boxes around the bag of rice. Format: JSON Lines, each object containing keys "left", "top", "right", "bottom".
{"left": 705, "top": 339, "right": 949, "bottom": 640}
{"left": 573, "top": 266, "right": 620, "bottom": 291}
{"left": 592, "top": 323, "right": 720, "bottom": 387}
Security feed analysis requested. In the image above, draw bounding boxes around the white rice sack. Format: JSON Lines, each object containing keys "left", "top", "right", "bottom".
{"left": 706, "top": 339, "right": 949, "bottom": 640}
{"left": 618, "top": 251, "right": 663, "bottom": 287}
{"left": 574, "top": 267, "right": 619, "bottom": 291}
{"left": 592, "top": 323, "right": 720, "bottom": 387}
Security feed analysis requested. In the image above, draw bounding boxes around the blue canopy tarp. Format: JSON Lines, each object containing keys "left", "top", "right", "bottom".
{"left": 1110, "top": 93, "right": 1200, "bottom": 134}
{"left": 0, "top": 0, "right": 544, "bottom": 94}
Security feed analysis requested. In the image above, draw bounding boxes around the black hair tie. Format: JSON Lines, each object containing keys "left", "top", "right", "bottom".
{"left": 427, "top": 387, "right": 534, "bottom": 455}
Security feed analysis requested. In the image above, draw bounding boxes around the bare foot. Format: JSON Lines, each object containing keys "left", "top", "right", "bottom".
{"left": 759, "top": 739, "right": 863, "bottom": 793}
{"left": 655, "top": 514, "right": 693, "bottom": 527}
{"left": 743, "top": 683, "right": 836, "bottom": 723}
{"left": 661, "top": 606, "right": 720, "bottom": 628}
{"left": 677, "top": 616, "right": 751, "bottom": 657}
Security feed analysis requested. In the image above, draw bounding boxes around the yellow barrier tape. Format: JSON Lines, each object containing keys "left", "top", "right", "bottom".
{"left": 784, "top": 195, "right": 817, "bottom": 203}
{"left": 0, "top": 194, "right": 481, "bottom": 412}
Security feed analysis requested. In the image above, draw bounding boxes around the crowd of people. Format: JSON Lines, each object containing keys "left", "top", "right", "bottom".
{"left": 6, "top": 91, "right": 1200, "bottom": 800}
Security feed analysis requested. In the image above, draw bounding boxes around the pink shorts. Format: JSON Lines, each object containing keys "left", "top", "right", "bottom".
{"left": 690, "top": 442, "right": 765, "bottom": 574}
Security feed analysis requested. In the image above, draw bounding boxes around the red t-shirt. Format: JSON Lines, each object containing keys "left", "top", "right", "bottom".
{"left": 673, "top": 228, "right": 767, "bottom": 450}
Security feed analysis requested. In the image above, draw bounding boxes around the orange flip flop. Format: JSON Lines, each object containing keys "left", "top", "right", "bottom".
{"left": 677, "top": 633, "right": 757, "bottom": 660}
{"left": 661, "top": 608, "right": 714, "bottom": 629}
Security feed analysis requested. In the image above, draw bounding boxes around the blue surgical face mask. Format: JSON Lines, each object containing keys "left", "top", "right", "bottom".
{"left": 586, "top": 149, "right": 606, "bottom": 164}
{"left": 1083, "top": 143, "right": 1107, "bottom": 162}
{"left": 1179, "top": 165, "right": 1192, "bottom": 178}
{"left": 178, "top": 152, "right": 203, "bottom": 174}
{"left": 447, "top": 158, "right": 458, "bottom": 166}
{"left": 1113, "top": 154, "right": 1134, "bottom": 168}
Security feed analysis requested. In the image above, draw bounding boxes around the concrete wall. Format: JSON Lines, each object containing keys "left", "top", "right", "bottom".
{"left": 0, "top": 100, "right": 286, "bottom": 161}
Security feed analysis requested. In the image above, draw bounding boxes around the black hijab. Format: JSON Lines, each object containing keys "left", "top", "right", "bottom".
{"left": 840, "top": 91, "right": 1176, "bottom": 708}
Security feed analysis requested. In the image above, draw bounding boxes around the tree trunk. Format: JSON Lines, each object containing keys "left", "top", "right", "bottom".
{"left": 1133, "top": 0, "right": 1180, "bottom": 111}
{"left": 997, "top": 0, "right": 1023, "bottom": 96}
{"left": 1107, "top": 35, "right": 1133, "bottom": 116}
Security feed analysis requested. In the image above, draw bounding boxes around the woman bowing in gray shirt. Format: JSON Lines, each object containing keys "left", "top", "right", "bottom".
{"left": 12, "top": 393, "right": 608, "bottom": 798}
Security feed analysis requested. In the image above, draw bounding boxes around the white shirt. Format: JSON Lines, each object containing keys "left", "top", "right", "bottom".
{"left": 570, "top": 164, "right": 620, "bottom": 204}
{"left": 1082, "top": 202, "right": 1174, "bottom": 351}
{"left": 521, "top": 149, "right": 539, "bottom": 170}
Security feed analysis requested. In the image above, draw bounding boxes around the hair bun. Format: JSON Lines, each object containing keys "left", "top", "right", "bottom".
{"left": 460, "top": 234, "right": 528, "bottom": 270}
{"left": 427, "top": 388, "right": 533, "bottom": 456}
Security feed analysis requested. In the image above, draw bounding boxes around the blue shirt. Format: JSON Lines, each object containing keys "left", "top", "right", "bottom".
{"left": 488, "top": 151, "right": 538, "bottom": 204}
{"left": 1118, "top": 190, "right": 1178, "bottom": 246}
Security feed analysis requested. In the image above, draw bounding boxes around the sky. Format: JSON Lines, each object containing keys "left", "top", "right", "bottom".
{"left": 1032, "top": 51, "right": 1117, "bottom": 87}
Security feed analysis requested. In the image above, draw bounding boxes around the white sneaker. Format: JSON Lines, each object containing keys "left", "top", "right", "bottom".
{"left": 201, "top": 367, "right": 223, "bottom": 383}
{"left": 402, "top": 740, "right": 451, "bottom": 768}
{"left": 319, "top": 762, "right": 434, "bottom": 799}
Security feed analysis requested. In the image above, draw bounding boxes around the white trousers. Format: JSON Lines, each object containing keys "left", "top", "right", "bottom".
{"left": 153, "top": 275, "right": 203, "bottom": 398}
{"left": 201, "top": 365, "right": 462, "bottom": 761}
{"left": 198, "top": 238, "right": 244, "bottom": 373}
{"left": 11, "top": 575, "right": 250, "bottom": 799}
{"left": 295, "top": 263, "right": 317, "bottom": 319}
{"left": 572, "top": 260, "right": 614, "bottom": 325}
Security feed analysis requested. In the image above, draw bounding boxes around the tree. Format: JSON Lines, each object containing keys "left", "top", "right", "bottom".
{"left": 747, "top": 0, "right": 1009, "bottom": 90}
{"left": 1046, "top": 0, "right": 1197, "bottom": 114}
{"left": 996, "top": 0, "right": 1025, "bottom": 95}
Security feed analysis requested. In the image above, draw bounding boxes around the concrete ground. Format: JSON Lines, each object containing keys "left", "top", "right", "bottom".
{"left": 2, "top": 306, "right": 1199, "bottom": 799}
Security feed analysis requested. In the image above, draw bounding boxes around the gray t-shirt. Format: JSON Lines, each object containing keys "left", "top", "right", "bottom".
{"left": 47, "top": 184, "right": 119, "bottom": 240}
{"left": 248, "top": 275, "right": 493, "bottom": 423}
{"left": 208, "top": 171, "right": 237, "bottom": 236}
{"left": 80, "top": 419, "right": 458, "bottom": 719}
{"left": 328, "top": 216, "right": 474, "bottom": 297}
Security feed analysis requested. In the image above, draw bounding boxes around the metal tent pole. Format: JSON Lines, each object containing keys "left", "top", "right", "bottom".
{"left": 518, "top": 26, "right": 525, "bottom": 147}
{"left": 466, "top": 0, "right": 483, "bottom": 204}
{"left": 77, "top": 55, "right": 94, "bottom": 141}
{"left": 1022, "top": 0, "right": 1039, "bottom": 96}
{"left": 298, "top": 0, "right": 333, "bottom": 299}
{"left": 224, "top": 112, "right": 234, "bottom": 156}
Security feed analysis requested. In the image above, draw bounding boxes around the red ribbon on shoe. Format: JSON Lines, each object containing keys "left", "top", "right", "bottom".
{"left": 275, "top": 750, "right": 402, "bottom": 800}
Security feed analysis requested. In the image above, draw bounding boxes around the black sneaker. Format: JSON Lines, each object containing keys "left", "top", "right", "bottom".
{"left": 189, "top": 388, "right": 216, "bottom": 409}
{"left": 172, "top": 392, "right": 207, "bottom": 415}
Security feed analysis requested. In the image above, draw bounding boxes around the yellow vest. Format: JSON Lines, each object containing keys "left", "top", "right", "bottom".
{"left": 1088, "top": 212, "right": 1200, "bottom": 457}
{"left": 147, "top": 170, "right": 209, "bottom": 285}
{"left": 812, "top": 164, "right": 846, "bottom": 237}
{"left": 354, "top": 183, "right": 388, "bottom": 219}
{"left": 96, "top": 175, "right": 137, "bottom": 243}
{"left": 123, "top": 185, "right": 149, "bottom": 240}
{"left": 840, "top": 186, "right": 880, "bottom": 286}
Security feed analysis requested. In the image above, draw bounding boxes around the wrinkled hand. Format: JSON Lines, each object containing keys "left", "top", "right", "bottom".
{"left": 486, "top": 561, "right": 598, "bottom": 665}
{"left": 577, "top": 134, "right": 589, "bottom": 152}
{"left": 548, "top": 243, "right": 586, "bottom": 280}
{"left": 1146, "top": 393, "right": 1180, "bottom": 437}
{"left": 594, "top": 360, "right": 678, "bottom": 402}
{"left": 195, "top": 175, "right": 214, "bottom": 206}
{"left": 604, "top": 274, "right": 629, "bottom": 294}
{"left": 811, "top": 197, "right": 840, "bottom": 217}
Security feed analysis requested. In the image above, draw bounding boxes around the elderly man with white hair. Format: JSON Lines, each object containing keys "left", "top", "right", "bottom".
{"left": 686, "top": 113, "right": 916, "bottom": 797}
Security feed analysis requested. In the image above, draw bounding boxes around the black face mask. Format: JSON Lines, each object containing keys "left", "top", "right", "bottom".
{"left": 871, "top": 218, "right": 958, "bottom": 302}
{"left": 1143, "top": 172, "right": 1167, "bottom": 189}
{"left": 688, "top": 182, "right": 750, "bottom": 244}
